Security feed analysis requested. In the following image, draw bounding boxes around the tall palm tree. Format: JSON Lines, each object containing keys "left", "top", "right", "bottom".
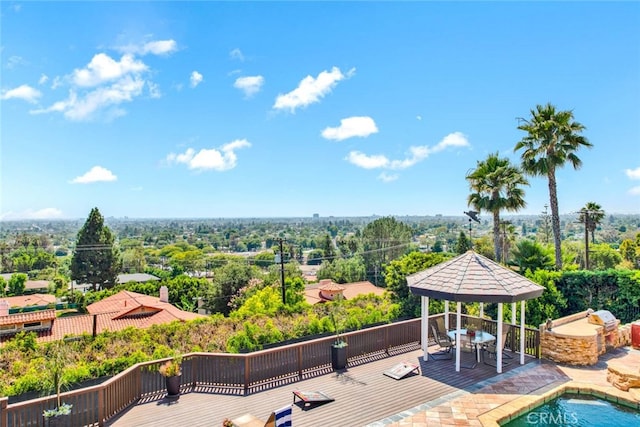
{"left": 466, "top": 152, "right": 529, "bottom": 262}
{"left": 579, "top": 201, "right": 604, "bottom": 243}
{"left": 515, "top": 103, "right": 592, "bottom": 270}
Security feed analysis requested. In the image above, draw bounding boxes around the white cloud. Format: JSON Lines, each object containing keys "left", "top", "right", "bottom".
{"left": 190, "top": 71, "right": 203, "bottom": 88}
{"left": 166, "top": 139, "right": 251, "bottom": 171}
{"left": 0, "top": 208, "right": 63, "bottom": 221}
{"left": 346, "top": 132, "right": 470, "bottom": 172}
{"left": 141, "top": 40, "right": 177, "bottom": 55}
{"left": 321, "top": 116, "right": 378, "bottom": 141}
{"left": 431, "top": 131, "right": 469, "bottom": 152}
{"left": 234, "top": 75, "right": 264, "bottom": 97}
{"left": 416, "top": 115, "right": 422, "bottom": 121}
{"left": 147, "top": 81, "right": 161, "bottom": 98}
{"left": 117, "top": 39, "right": 178, "bottom": 56}
{"left": 72, "top": 53, "right": 147, "bottom": 87}
{"left": 39, "top": 74, "right": 49, "bottom": 85}
{"left": 629, "top": 186, "right": 640, "bottom": 196}
{"left": 1, "top": 84, "right": 42, "bottom": 103}
{"left": 625, "top": 167, "right": 640, "bottom": 180}
{"left": 51, "top": 76, "right": 63, "bottom": 89}
{"left": 16, "top": 40, "right": 174, "bottom": 122}
{"left": 33, "top": 73, "right": 146, "bottom": 121}
{"left": 273, "top": 66, "right": 355, "bottom": 113}
{"left": 70, "top": 166, "right": 117, "bottom": 184}
{"left": 345, "top": 151, "right": 389, "bottom": 169}
{"left": 378, "top": 172, "right": 399, "bottom": 182}
{"left": 230, "top": 48, "right": 245, "bottom": 61}
{"left": 6, "top": 55, "right": 26, "bottom": 69}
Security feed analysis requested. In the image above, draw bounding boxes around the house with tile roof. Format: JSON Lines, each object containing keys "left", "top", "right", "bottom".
{"left": 0, "top": 286, "right": 205, "bottom": 343}
{"left": 303, "top": 279, "right": 386, "bottom": 305}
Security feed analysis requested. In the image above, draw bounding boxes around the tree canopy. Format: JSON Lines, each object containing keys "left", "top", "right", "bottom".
{"left": 70, "top": 208, "right": 122, "bottom": 291}
{"left": 515, "top": 103, "right": 592, "bottom": 270}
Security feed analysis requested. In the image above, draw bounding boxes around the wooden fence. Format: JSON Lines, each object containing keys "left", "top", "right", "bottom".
{"left": 0, "top": 316, "right": 539, "bottom": 427}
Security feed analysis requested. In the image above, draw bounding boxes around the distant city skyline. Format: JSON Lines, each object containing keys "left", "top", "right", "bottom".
{"left": 2, "top": 2, "right": 639, "bottom": 220}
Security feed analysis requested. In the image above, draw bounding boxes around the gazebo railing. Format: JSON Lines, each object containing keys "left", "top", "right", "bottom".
{"left": 440, "top": 313, "right": 540, "bottom": 358}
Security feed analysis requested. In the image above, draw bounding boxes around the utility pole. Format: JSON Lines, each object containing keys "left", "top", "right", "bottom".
{"left": 278, "top": 238, "right": 286, "bottom": 304}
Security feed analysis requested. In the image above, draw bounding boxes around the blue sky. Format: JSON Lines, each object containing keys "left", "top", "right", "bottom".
{"left": 1, "top": 1, "right": 639, "bottom": 220}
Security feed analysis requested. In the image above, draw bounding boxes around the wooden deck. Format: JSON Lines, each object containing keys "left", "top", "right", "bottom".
{"left": 106, "top": 346, "right": 537, "bottom": 427}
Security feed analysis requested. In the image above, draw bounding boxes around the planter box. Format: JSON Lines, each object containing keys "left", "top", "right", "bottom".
{"left": 331, "top": 345, "right": 347, "bottom": 370}
{"left": 165, "top": 375, "right": 181, "bottom": 396}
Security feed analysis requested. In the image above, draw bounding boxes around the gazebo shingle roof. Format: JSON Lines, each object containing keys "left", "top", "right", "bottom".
{"left": 407, "top": 250, "right": 544, "bottom": 303}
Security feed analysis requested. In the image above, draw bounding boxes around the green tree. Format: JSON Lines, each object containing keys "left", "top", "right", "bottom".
{"left": 384, "top": 251, "right": 452, "bottom": 317}
{"left": 306, "top": 249, "right": 324, "bottom": 265}
{"left": 454, "top": 231, "right": 472, "bottom": 255}
{"left": 511, "top": 239, "right": 554, "bottom": 273}
{"left": 620, "top": 239, "right": 638, "bottom": 267}
{"left": 320, "top": 234, "right": 336, "bottom": 261}
{"left": 578, "top": 202, "right": 605, "bottom": 244}
{"left": 589, "top": 243, "right": 622, "bottom": 270}
{"left": 515, "top": 103, "right": 593, "bottom": 269}
{"left": 7, "top": 273, "right": 27, "bottom": 296}
{"left": 361, "top": 217, "right": 413, "bottom": 286}
{"left": 466, "top": 152, "right": 529, "bottom": 262}
{"left": 71, "top": 208, "right": 122, "bottom": 291}
{"left": 252, "top": 251, "right": 275, "bottom": 269}
{"left": 206, "top": 261, "right": 259, "bottom": 315}
{"left": 317, "top": 256, "right": 366, "bottom": 284}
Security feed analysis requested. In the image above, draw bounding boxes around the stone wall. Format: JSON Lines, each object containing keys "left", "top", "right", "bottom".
{"left": 539, "top": 311, "right": 632, "bottom": 366}
{"left": 540, "top": 330, "right": 599, "bottom": 365}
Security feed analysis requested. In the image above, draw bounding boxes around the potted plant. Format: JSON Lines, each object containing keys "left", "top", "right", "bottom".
{"left": 42, "top": 341, "right": 73, "bottom": 427}
{"left": 159, "top": 356, "right": 182, "bottom": 397}
{"left": 465, "top": 323, "right": 477, "bottom": 337}
{"left": 328, "top": 295, "right": 349, "bottom": 370}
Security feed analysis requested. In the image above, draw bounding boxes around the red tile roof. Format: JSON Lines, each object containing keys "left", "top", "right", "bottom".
{"left": 1, "top": 294, "right": 56, "bottom": 308}
{"left": 304, "top": 281, "right": 386, "bottom": 304}
{"left": 0, "top": 290, "right": 205, "bottom": 343}
{"left": 0, "top": 309, "right": 56, "bottom": 326}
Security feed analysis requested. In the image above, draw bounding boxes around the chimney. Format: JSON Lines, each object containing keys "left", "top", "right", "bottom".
{"left": 0, "top": 300, "right": 8, "bottom": 317}
{"left": 160, "top": 286, "right": 169, "bottom": 303}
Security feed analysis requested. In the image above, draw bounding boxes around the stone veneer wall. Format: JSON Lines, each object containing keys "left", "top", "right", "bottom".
{"left": 540, "top": 311, "right": 632, "bottom": 366}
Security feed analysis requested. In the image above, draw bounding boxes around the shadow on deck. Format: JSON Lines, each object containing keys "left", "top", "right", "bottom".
{"left": 107, "top": 346, "right": 539, "bottom": 427}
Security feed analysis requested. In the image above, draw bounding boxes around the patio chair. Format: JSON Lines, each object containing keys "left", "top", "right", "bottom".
{"left": 429, "top": 324, "right": 455, "bottom": 360}
{"left": 483, "top": 326, "right": 511, "bottom": 367}
{"left": 232, "top": 404, "right": 292, "bottom": 427}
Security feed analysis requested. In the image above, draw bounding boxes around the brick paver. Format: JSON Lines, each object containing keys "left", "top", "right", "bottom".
{"left": 369, "top": 347, "right": 640, "bottom": 426}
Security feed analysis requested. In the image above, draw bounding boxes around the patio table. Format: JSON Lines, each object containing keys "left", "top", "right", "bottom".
{"left": 448, "top": 329, "right": 496, "bottom": 365}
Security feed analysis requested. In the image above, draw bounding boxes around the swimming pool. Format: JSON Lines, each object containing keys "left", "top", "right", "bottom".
{"left": 503, "top": 393, "right": 640, "bottom": 426}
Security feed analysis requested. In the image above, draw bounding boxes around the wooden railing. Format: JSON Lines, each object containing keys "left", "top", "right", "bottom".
{"left": 444, "top": 313, "right": 541, "bottom": 358}
{"left": 0, "top": 316, "right": 538, "bottom": 427}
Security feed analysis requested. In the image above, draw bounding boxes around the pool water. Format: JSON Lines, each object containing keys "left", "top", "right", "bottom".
{"left": 504, "top": 393, "right": 640, "bottom": 426}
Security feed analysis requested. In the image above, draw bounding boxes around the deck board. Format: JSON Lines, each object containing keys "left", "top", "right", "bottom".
{"left": 106, "top": 347, "right": 535, "bottom": 427}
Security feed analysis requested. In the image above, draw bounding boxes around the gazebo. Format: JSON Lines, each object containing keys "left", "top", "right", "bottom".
{"left": 407, "top": 250, "right": 545, "bottom": 373}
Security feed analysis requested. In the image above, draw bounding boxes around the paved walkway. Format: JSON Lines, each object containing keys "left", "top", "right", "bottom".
{"left": 368, "top": 347, "right": 640, "bottom": 426}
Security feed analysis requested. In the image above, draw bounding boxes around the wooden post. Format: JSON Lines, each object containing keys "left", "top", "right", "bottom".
{"left": 0, "top": 396, "right": 8, "bottom": 427}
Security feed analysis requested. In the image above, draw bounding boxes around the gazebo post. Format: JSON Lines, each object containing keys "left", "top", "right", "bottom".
{"left": 520, "top": 300, "right": 526, "bottom": 365}
{"left": 455, "top": 302, "right": 462, "bottom": 372}
{"left": 422, "top": 296, "right": 429, "bottom": 362}
{"left": 497, "top": 303, "right": 503, "bottom": 373}
{"left": 444, "top": 301, "right": 450, "bottom": 330}
{"left": 406, "top": 250, "right": 545, "bottom": 375}
{"left": 479, "top": 302, "right": 484, "bottom": 319}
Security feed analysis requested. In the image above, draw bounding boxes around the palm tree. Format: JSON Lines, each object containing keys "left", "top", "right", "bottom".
{"left": 466, "top": 152, "right": 529, "bottom": 262}
{"left": 515, "top": 103, "right": 592, "bottom": 270}
{"left": 578, "top": 202, "right": 604, "bottom": 243}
